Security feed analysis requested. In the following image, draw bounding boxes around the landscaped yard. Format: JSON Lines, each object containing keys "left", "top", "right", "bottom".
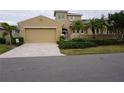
{"left": 60, "top": 45, "right": 124, "bottom": 55}
{"left": 0, "top": 44, "right": 14, "bottom": 54}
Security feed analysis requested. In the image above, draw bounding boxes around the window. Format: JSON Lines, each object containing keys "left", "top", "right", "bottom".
{"left": 61, "top": 14, "right": 64, "bottom": 19}
{"left": 58, "top": 15, "right": 61, "bottom": 19}
{"left": 58, "top": 14, "right": 64, "bottom": 20}
{"left": 69, "top": 16, "right": 75, "bottom": 21}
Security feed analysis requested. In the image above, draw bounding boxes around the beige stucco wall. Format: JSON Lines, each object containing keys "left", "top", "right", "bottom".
{"left": 55, "top": 12, "right": 70, "bottom": 30}
{"left": 18, "top": 16, "right": 62, "bottom": 43}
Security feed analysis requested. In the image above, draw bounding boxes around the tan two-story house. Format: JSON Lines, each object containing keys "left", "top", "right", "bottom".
{"left": 18, "top": 11, "right": 83, "bottom": 43}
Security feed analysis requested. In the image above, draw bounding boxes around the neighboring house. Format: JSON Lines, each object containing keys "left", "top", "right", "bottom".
{"left": 0, "top": 26, "right": 6, "bottom": 38}
{"left": 0, "top": 23, "right": 20, "bottom": 44}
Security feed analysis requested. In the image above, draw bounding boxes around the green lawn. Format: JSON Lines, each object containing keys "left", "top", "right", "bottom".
{"left": 0, "top": 44, "right": 13, "bottom": 54}
{"left": 60, "top": 45, "right": 124, "bottom": 55}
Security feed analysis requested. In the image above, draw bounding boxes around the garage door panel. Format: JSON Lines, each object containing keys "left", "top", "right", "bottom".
{"left": 25, "top": 28, "right": 56, "bottom": 43}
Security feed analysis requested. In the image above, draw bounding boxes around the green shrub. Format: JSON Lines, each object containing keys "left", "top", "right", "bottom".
{"left": 59, "top": 36, "right": 65, "bottom": 42}
{"left": 72, "top": 38, "right": 124, "bottom": 45}
{"left": 86, "top": 39, "right": 124, "bottom": 45}
{"left": 59, "top": 38, "right": 124, "bottom": 49}
{"left": 12, "top": 37, "right": 24, "bottom": 46}
{"left": 59, "top": 41, "right": 97, "bottom": 49}
{"left": 0, "top": 38, "right": 6, "bottom": 44}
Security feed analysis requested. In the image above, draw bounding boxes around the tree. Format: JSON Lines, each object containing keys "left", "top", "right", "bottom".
{"left": 71, "top": 20, "right": 84, "bottom": 38}
{"left": 89, "top": 17, "right": 106, "bottom": 35}
{"left": 99, "top": 15, "right": 106, "bottom": 34}
{"left": 89, "top": 18, "right": 98, "bottom": 39}
{"left": 89, "top": 18, "right": 97, "bottom": 35}
{"left": 1, "top": 23, "right": 17, "bottom": 44}
{"left": 108, "top": 11, "right": 124, "bottom": 39}
{"left": 83, "top": 23, "right": 90, "bottom": 34}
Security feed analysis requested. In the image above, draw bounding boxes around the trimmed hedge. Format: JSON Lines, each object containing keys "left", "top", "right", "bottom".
{"left": 71, "top": 38, "right": 124, "bottom": 45}
{"left": 59, "top": 41, "right": 97, "bottom": 49}
{"left": 85, "top": 39, "right": 124, "bottom": 45}
{"left": 12, "top": 37, "right": 24, "bottom": 46}
{"left": 0, "top": 38, "right": 6, "bottom": 44}
{"left": 58, "top": 38, "right": 124, "bottom": 49}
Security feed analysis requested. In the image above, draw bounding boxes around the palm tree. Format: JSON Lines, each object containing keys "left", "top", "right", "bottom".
{"left": 89, "top": 18, "right": 96, "bottom": 34}
{"left": 90, "top": 17, "right": 106, "bottom": 35}
{"left": 83, "top": 23, "right": 90, "bottom": 34}
{"left": 1, "top": 23, "right": 17, "bottom": 44}
{"left": 71, "top": 20, "right": 83, "bottom": 38}
{"left": 89, "top": 18, "right": 97, "bottom": 39}
{"left": 99, "top": 15, "right": 106, "bottom": 34}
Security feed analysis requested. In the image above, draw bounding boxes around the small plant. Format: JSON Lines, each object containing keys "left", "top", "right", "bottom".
{"left": 60, "top": 36, "right": 65, "bottom": 42}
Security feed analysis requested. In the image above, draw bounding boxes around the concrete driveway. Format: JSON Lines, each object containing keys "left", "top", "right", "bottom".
{"left": 0, "top": 43, "right": 64, "bottom": 58}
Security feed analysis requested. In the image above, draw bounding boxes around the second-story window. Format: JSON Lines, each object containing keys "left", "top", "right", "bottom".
{"left": 61, "top": 14, "right": 64, "bottom": 19}
{"left": 58, "top": 14, "right": 64, "bottom": 20}
{"left": 69, "top": 16, "right": 75, "bottom": 21}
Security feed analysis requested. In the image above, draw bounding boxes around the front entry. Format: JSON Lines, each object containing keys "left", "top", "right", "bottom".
{"left": 62, "top": 28, "right": 68, "bottom": 40}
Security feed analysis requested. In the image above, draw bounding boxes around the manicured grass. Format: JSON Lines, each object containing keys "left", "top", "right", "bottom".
{"left": 60, "top": 45, "right": 124, "bottom": 55}
{"left": 0, "top": 44, "right": 13, "bottom": 54}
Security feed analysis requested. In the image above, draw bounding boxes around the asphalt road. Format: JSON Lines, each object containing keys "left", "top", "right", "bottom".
{"left": 0, "top": 53, "right": 124, "bottom": 82}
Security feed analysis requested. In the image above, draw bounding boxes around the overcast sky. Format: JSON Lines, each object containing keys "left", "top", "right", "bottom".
{"left": 0, "top": 10, "right": 121, "bottom": 25}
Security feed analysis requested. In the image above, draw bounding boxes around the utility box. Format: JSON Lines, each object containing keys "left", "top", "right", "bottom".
{"left": 15, "top": 38, "right": 19, "bottom": 43}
